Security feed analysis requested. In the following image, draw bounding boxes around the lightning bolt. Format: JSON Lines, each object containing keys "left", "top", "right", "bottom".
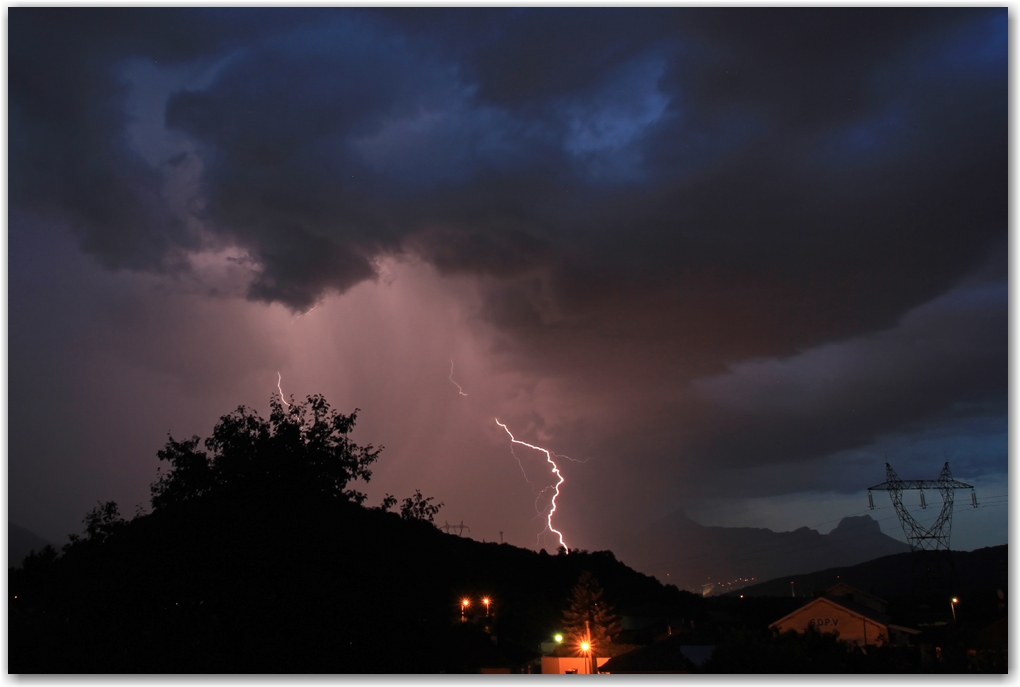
{"left": 449, "top": 359, "right": 468, "bottom": 396}
{"left": 495, "top": 419, "right": 570, "bottom": 552}
{"left": 277, "top": 372, "right": 291, "bottom": 408}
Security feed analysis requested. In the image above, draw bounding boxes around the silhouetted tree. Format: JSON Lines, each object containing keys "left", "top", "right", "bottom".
{"left": 21, "top": 544, "right": 58, "bottom": 572}
{"left": 150, "top": 435, "right": 213, "bottom": 510}
{"left": 65, "top": 500, "right": 127, "bottom": 549}
{"left": 150, "top": 396, "right": 381, "bottom": 509}
{"left": 703, "top": 625, "right": 875, "bottom": 673}
{"left": 561, "top": 571, "right": 622, "bottom": 651}
{"left": 400, "top": 490, "right": 443, "bottom": 522}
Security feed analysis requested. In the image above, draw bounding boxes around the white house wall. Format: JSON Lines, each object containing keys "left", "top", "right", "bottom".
{"left": 771, "top": 598, "right": 889, "bottom": 647}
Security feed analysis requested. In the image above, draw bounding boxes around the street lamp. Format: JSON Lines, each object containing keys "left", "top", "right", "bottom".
{"left": 950, "top": 597, "right": 958, "bottom": 622}
{"left": 581, "top": 620, "right": 595, "bottom": 674}
{"left": 482, "top": 597, "right": 491, "bottom": 616}
{"left": 579, "top": 641, "right": 592, "bottom": 674}
{"left": 461, "top": 597, "right": 470, "bottom": 621}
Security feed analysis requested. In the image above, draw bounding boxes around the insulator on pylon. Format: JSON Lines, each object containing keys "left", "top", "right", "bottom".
{"left": 971, "top": 490, "right": 978, "bottom": 508}
{"left": 919, "top": 490, "right": 926, "bottom": 509}
{"left": 868, "top": 491, "right": 874, "bottom": 510}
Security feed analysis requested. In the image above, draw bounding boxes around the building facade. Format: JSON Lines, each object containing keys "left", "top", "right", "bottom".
{"left": 769, "top": 585, "right": 919, "bottom": 647}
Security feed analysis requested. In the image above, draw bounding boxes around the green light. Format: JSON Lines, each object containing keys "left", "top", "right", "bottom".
{"left": 554, "top": 634, "right": 563, "bottom": 643}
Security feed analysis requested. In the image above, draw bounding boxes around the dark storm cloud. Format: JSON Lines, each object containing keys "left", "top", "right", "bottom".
{"left": 688, "top": 280, "right": 1008, "bottom": 471}
{"left": 9, "top": 9, "right": 275, "bottom": 270}
{"left": 12, "top": 9, "right": 1004, "bottom": 309}
{"left": 9, "top": 8, "right": 1007, "bottom": 510}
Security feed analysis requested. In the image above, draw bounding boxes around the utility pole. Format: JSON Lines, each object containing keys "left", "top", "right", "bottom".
{"left": 585, "top": 620, "right": 594, "bottom": 675}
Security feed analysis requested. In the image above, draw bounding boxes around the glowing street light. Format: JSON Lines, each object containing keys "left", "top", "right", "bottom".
{"left": 482, "top": 597, "right": 491, "bottom": 616}
{"left": 554, "top": 634, "right": 563, "bottom": 643}
{"left": 950, "top": 597, "right": 959, "bottom": 622}
{"left": 580, "top": 620, "right": 596, "bottom": 674}
{"left": 461, "top": 597, "right": 470, "bottom": 620}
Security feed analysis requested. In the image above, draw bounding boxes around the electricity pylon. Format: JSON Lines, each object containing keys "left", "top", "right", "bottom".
{"left": 441, "top": 521, "right": 471, "bottom": 536}
{"left": 868, "top": 462, "right": 977, "bottom": 596}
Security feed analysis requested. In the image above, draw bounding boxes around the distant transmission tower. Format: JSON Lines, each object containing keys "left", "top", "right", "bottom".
{"left": 868, "top": 462, "right": 977, "bottom": 595}
{"left": 441, "top": 521, "right": 471, "bottom": 537}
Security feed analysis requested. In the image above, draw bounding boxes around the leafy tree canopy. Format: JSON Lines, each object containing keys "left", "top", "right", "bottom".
{"left": 65, "top": 500, "right": 127, "bottom": 549}
{"left": 150, "top": 396, "right": 382, "bottom": 510}
{"left": 400, "top": 490, "right": 444, "bottom": 523}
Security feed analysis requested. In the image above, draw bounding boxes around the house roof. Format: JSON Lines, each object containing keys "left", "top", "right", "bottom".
{"left": 824, "top": 583, "right": 888, "bottom": 610}
{"left": 597, "top": 634, "right": 701, "bottom": 674}
{"left": 887, "top": 624, "right": 921, "bottom": 636}
{"left": 769, "top": 595, "right": 891, "bottom": 630}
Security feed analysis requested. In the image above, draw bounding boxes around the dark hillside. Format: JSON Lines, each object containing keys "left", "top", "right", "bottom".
{"left": 11, "top": 396, "right": 700, "bottom": 672}
{"left": 731, "top": 545, "right": 1007, "bottom": 601}
{"left": 10, "top": 492, "right": 700, "bottom": 672}
{"left": 9, "top": 523, "right": 52, "bottom": 568}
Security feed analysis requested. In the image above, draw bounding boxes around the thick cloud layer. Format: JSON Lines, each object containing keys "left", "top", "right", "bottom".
{"left": 9, "top": 9, "right": 1007, "bottom": 554}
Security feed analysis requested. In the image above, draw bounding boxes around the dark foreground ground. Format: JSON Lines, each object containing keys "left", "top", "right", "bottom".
{"left": 10, "top": 492, "right": 1006, "bottom": 673}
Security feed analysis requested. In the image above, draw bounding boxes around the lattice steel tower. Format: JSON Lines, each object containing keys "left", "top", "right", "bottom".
{"left": 868, "top": 462, "right": 977, "bottom": 595}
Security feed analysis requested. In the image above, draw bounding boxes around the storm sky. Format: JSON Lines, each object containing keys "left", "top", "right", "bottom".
{"left": 9, "top": 8, "right": 1008, "bottom": 555}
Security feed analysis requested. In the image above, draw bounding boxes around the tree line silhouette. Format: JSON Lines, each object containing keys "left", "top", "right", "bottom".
{"left": 10, "top": 396, "right": 695, "bottom": 672}
{"left": 14, "top": 395, "right": 997, "bottom": 672}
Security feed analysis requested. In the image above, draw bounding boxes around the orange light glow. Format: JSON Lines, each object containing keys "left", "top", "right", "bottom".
{"left": 482, "top": 597, "right": 490, "bottom": 605}
{"left": 580, "top": 641, "right": 590, "bottom": 652}
{"left": 462, "top": 598, "right": 470, "bottom": 607}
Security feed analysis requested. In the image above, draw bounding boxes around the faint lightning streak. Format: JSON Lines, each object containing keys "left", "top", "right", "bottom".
{"left": 277, "top": 372, "right": 291, "bottom": 408}
{"left": 495, "top": 419, "right": 569, "bottom": 552}
{"left": 532, "top": 486, "right": 555, "bottom": 523}
{"left": 504, "top": 437, "right": 534, "bottom": 487}
{"left": 499, "top": 436, "right": 549, "bottom": 526}
{"left": 449, "top": 359, "right": 468, "bottom": 396}
{"left": 295, "top": 304, "right": 318, "bottom": 319}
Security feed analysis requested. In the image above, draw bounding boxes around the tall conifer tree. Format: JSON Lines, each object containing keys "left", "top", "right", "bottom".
{"left": 561, "top": 571, "right": 622, "bottom": 650}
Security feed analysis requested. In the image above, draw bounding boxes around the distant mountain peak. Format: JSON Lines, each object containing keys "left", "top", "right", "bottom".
{"left": 617, "top": 510, "right": 909, "bottom": 593}
{"left": 830, "top": 514, "right": 882, "bottom": 536}
{"left": 9, "top": 522, "right": 53, "bottom": 568}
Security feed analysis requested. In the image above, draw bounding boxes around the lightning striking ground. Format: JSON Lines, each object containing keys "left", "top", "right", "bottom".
{"left": 449, "top": 359, "right": 468, "bottom": 396}
{"left": 277, "top": 372, "right": 291, "bottom": 408}
{"left": 495, "top": 419, "right": 570, "bottom": 552}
